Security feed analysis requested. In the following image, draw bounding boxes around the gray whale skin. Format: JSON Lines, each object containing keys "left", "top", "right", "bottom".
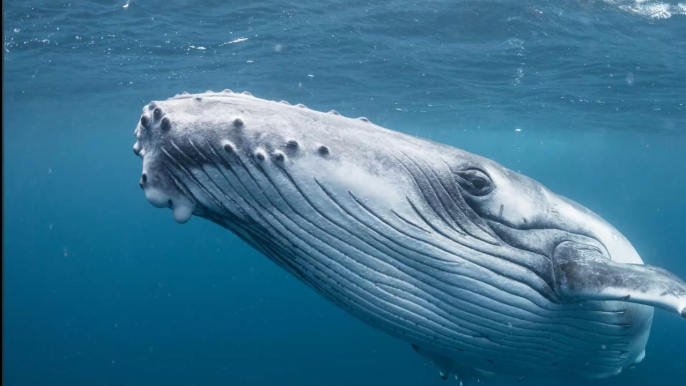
{"left": 132, "top": 90, "right": 686, "bottom": 383}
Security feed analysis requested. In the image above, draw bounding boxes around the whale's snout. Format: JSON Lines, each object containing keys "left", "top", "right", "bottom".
{"left": 131, "top": 90, "right": 339, "bottom": 226}
{"left": 133, "top": 99, "right": 200, "bottom": 223}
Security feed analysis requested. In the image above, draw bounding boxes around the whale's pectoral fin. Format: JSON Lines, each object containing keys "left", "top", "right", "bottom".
{"left": 553, "top": 241, "right": 686, "bottom": 317}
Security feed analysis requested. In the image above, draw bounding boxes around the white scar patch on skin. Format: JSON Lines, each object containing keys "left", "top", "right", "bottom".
{"left": 297, "top": 157, "right": 404, "bottom": 210}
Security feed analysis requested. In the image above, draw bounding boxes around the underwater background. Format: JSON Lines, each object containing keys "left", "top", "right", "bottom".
{"left": 3, "top": 1, "right": 685, "bottom": 385}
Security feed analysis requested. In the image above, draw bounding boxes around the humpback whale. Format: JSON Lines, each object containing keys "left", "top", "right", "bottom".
{"left": 132, "top": 90, "right": 686, "bottom": 383}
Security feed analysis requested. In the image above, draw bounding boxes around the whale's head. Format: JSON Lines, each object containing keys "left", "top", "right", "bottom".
{"left": 133, "top": 91, "right": 686, "bottom": 333}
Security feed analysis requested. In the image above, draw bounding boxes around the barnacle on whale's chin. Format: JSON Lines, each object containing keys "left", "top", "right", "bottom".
{"left": 144, "top": 186, "right": 194, "bottom": 223}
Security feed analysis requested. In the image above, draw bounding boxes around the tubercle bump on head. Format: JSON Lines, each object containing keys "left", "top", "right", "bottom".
{"left": 135, "top": 89, "right": 367, "bottom": 227}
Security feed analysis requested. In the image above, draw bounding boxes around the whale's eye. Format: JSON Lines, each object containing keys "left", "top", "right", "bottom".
{"left": 472, "top": 177, "right": 487, "bottom": 190}
{"left": 456, "top": 169, "right": 493, "bottom": 196}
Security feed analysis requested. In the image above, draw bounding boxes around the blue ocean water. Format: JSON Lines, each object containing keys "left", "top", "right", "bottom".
{"left": 2, "top": 0, "right": 685, "bottom": 385}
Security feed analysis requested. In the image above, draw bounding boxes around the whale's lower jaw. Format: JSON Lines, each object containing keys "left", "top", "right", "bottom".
{"left": 132, "top": 90, "right": 686, "bottom": 381}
